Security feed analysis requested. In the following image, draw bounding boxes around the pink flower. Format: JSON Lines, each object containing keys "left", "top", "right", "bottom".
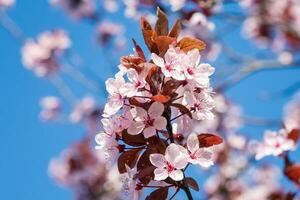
{"left": 184, "top": 88, "right": 215, "bottom": 120}
{"left": 21, "top": 30, "right": 71, "bottom": 77}
{"left": 39, "top": 96, "right": 61, "bottom": 121}
{"left": 151, "top": 46, "right": 185, "bottom": 80}
{"left": 255, "top": 129, "right": 296, "bottom": 160}
{"left": 70, "top": 96, "right": 96, "bottom": 123}
{"left": 128, "top": 102, "right": 167, "bottom": 138}
{"left": 150, "top": 143, "right": 188, "bottom": 181}
{"left": 183, "top": 49, "right": 215, "bottom": 87}
{"left": 186, "top": 134, "right": 214, "bottom": 167}
{"left": 103, "top": 75, "right": 130, "bottom": 116}
{"left": 95, "top": 131, "right": 119, "bottom": 166}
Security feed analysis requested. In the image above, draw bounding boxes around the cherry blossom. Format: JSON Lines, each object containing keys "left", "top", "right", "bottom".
{"left": 150, "top": 143, "right": 188, "bottom": 181}
{"left": 21, "top": 30, "right": 71, "bottom": 77}
{"left": 151, "top": 46, "right": 185, "bottom": 80}
{"left": 183, "top": 88, "right": 215, "bottom": 120}
{"left": 128, "top": 102, "right": 167, "bottom": 138}
{"left": 70, "top": 96, "right": 96, "bottom": 123}
{"left": 103, "top": 75, "right": 130, "bottom": 116}
{"left": 255, "top": 129, "right": 296, "bottom": 160}
{"left": 186, "top": 134, "right": 214, "bottom": 167}
{"left": 39, "top": 96, "right": 61, "bottom": 121}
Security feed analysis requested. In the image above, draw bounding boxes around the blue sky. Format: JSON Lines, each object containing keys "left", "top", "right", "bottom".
{"left": 0, "top": 1, "right": 300, "bottom": 199}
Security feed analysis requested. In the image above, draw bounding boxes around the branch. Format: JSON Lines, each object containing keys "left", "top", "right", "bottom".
{"left": 216, "top": 59, "right": 300, "bottom": 91}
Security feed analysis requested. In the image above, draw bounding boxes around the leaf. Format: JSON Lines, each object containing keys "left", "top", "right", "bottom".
{"left": 129, "top": 97, "right": 147, "bottom": 108}
{"left": 152, "top": 94, "right": 170, "bottom": 103}
{"left": 118, "top": 148, "right": 142, "bottom": 173}
{"left": 288, "top": 128, "right": 299, "bottom": 144}
{"left": 162, "top": 79, "right": 182, "bottom": 96}
{"left": 132, "top": 38, "right": 146, "bottom": 61}
{"left": 148, "top": 136, "right": 167, "bottom": 154}
{"left": 168, "top": 19, "right": 181, "bottom": 38}
{"left": 284, "top": 164, "right": 300, "bottom": 185}
{"left": 155, "top": 7, "right": 168, "bottom": 36}
{"left": 198, "top": 133, "right": 223, "bottom": 147}
{"left": 137, "top": 165, "right": 156, "bottom": 185}
{"left": 137, "top": 150, "right": 152, "bottom": 171}
{"left": 186, "top": 177, "right": 199, "bottom": 191}
{"left": 177, "top": 37, "right": 206, "bottom": 52}
{"left": 122, "top": 130, "right": 146, "bottom": 146}
{"left": 145, "top": 187, "right": 169, "bottom": 200}
{"left": 154, "top": 36, "right": 176, "bottom": 55}
{"left": 141, "top": 16, "right": 157, "bottom": 52}
{"left": 171, "top": 103, "right": 192, "bottom": 119}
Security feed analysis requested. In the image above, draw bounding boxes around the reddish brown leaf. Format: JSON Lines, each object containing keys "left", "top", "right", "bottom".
{"left": 168, "top": 19, "right": 181, "bottom": 38}
{"left": 141, "top": 17, "right": 157, "bottom": 52}
{"left": 186, "top": 177, "right": 199, "bottom": 191}
{"left": 177, "top": 37, "right": 206, "bottom": 52}
{"left": 155, "top": 7, "right": 168, "bottom": 36}
{"left": 137, "top": 165, "right": 156, "bottom": 185}
{"left": 162, "top": 79, "right": 182, "bottom": 96}
{"left": 198, "top": 133, "right": 223, "bottom": 147}
{"left": 132, "top": 38, "right": 146, "bottom": 61}
{"left": 171, "top": 103, "right": 192, "bottom": 119}
{"left": 154, "top": 36, "right": 176, "bottom": 55}
{"left": 118, "top": 149, "right": 142, "bottom": 173}
{"left": 148, "top": 136, "right": 167, "bottom": 154}
{"left": 129, "top": 97, "right": 146, "bottom": 108}
{"left": 137, "top": 150, "right": 152, "bottom": 171}
{"left": 288, "top": 128, "right": 299, "bottom": 144}
{"left": 145, "top": 187, "right": 169, "bottom": 200}
{"left": 284, "top": 164, "right": 300, "bottom": 185}
{"left": 152, "top": 94, "right": 170, "bottom": 103}
{"left": 122, "top": 130, "right": 146, "bottom": 146}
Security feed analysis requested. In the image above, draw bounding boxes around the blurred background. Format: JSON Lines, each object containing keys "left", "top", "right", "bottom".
{"left": 1, "top": 0, "right": 300, "bottom": 199}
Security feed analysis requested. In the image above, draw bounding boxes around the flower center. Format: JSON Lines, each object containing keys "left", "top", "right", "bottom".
{"left": 187, "top": 67, "right": 194, "bottom": 75}
{"left": 144, "top": 116, "right": 154, "bottom": 127}
{"left": 166, "top": 162, "right": 175, "bottom": 172}
{"left": 165, "top": 64, "right": 173, "bottom": 72}
{"left": 190, "top": 152, "right": 197, "bottom": 159}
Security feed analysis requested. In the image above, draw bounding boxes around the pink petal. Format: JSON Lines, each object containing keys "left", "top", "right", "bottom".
{"left": 169, "top": 170, "right": 184, "bottom": 181}
{"left": 148, "top": 102, "right": 164, "bottom": 118}
{"left": 154, "top": 116, "right": 167, "bottom": 130}
{"left": 187, "top": 134, "right": 199, "bottom": 153}
{"left": 135, "top": 107, "right": 147, "bottom": 121}
{"left": 127, "top": 121, "right": 144, "bottom": 135}
{"left": 150, "top": 154, "right": 166, "bottom": 168}
{"left": 153, "top": 168, "right": 168, "bottom": 181}
{"left": 151, "top": 53, "right": 165, "bottom": 68}
{"left": 143, "top": 126, "right": 156, "bottom": 138}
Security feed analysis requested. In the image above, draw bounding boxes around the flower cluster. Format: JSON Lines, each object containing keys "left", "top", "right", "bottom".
{"left": 39, "top": 96, "right": 61, "bottom": 121}
{"left": 21, "top": 29, "right": 71, "bottom": 77}
{"left": 254, "top": 129, "right": 297, "bottom": 160}
{"left": 50, "top": 0, "right": 96, "bottom": 20}
{"left": 241, "top": 0, "right": 300, "bottom": 52}
{"left": 95, "top": 9, "right": 222, "bottom": 199}
{"left": 48, "top": 138, "right": 122, "bottom": 200}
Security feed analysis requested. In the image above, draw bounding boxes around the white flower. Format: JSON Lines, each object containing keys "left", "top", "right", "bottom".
{"left": 104, "top": 75, "right": 130, "bottom": 116}
{"left": 128, "top": 102, "right": 167, "bottom": 138}
{"left": 150, "top": 143, "right": 188, "bottom": 181}
{"left": 255, "top": 129, "right": 296, "bottom": 160}
{"left": 186, "top": 134, "right": 214, "bottom": 167}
